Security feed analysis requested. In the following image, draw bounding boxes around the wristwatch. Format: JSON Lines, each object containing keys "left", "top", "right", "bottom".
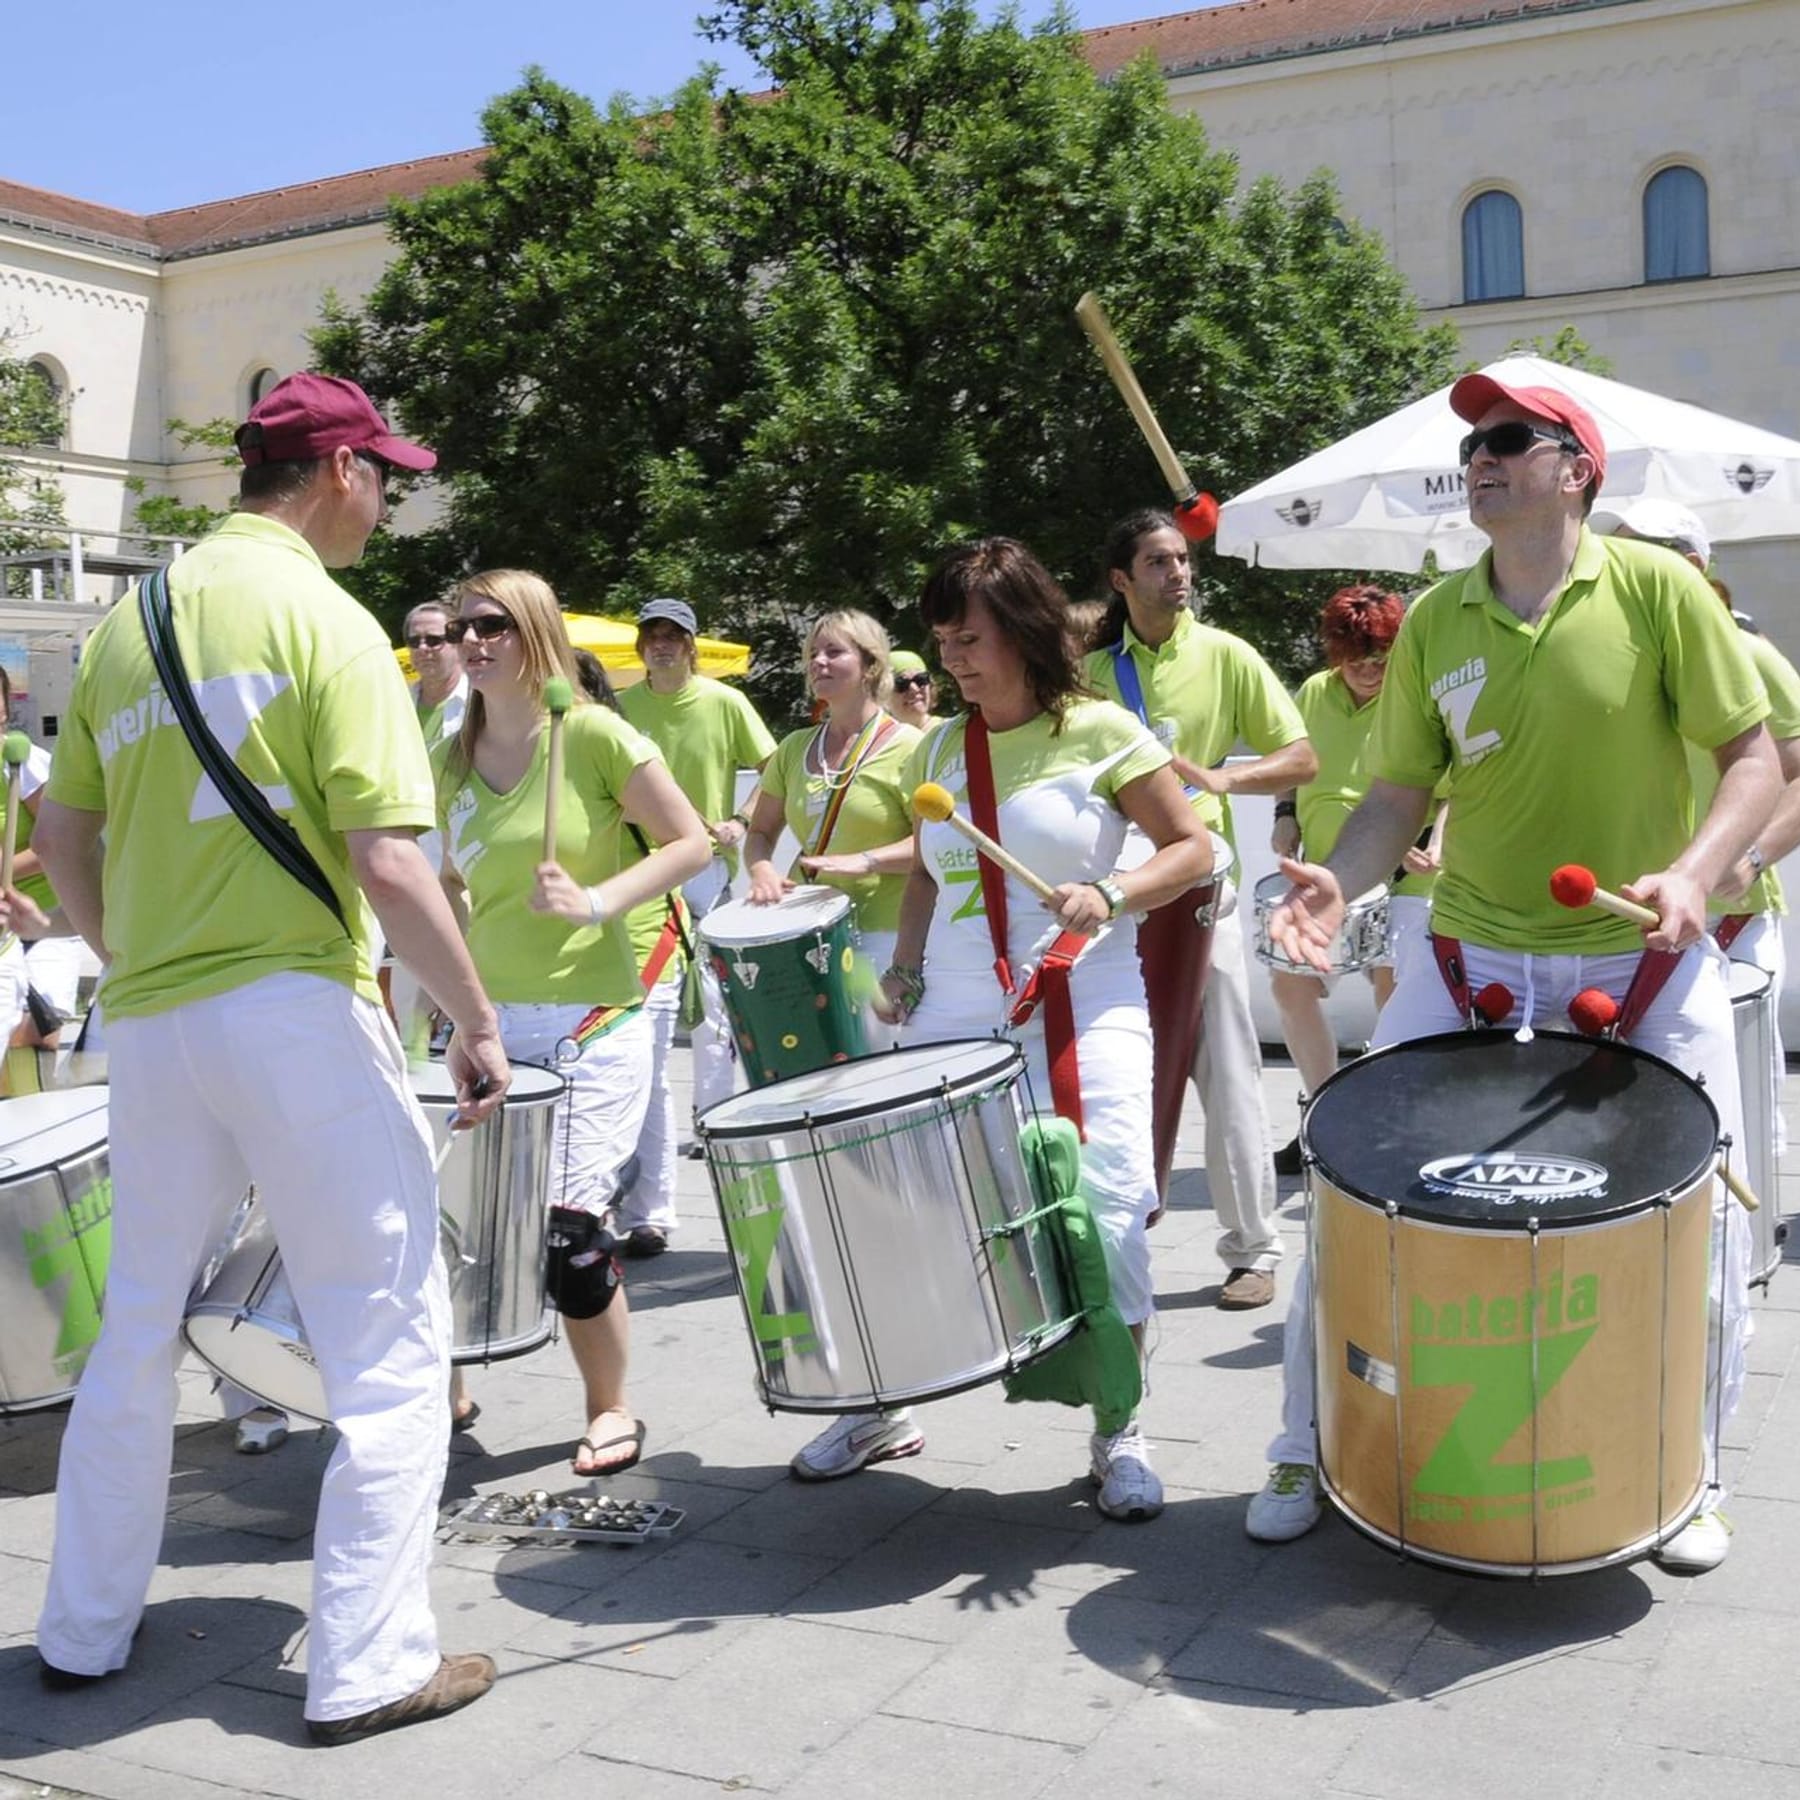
{"left": 1093, "top": 876, "right": 1127, "bottom": 920}
{"left": 1746, "top": 842, "right": 1766, "bottom": 877}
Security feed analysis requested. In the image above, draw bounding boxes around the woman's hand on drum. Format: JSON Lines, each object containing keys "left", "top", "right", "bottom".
{"left": 530, "top": 860, "right": 594, "bottom": 924}
{"left": 797, "top": 851, "right": 873, "bottom": 889}
{"left": 0, "top": 885, "right": 52, "bottom": 939}
{"left": 745, "top": 861, "right": 793, "bottom": 906}
{"left": 1046, "top": 881, "right": 1110, "bottom": 937}
{"left": 1270, "top": 856, "right": 1346, "bottom": 974}
{"left": 446, "top": 1027, "right": 511, "bottom": 1126}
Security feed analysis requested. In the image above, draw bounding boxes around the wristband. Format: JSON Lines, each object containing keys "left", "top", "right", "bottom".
{"left": 883, "top": 962, "right": 926, "bottom": 1016}
{"left": 860, "top": 850, "right": 877, "bottom": 876}
{"left": 1092, "top": 876, "right": 1127, "bottom": 920}
{"left": 1747, "top": 843, "right": 1766, "bottom": 877}
{"left": 1274, "top": 801, "right": 1298, "bottom": 819}
{"left": 585, "top": 886, "right": 607, "bottom": 927}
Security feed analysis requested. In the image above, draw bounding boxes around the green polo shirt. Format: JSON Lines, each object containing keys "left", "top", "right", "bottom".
{"left": 1085, "top": 610, "right": 1305, "bottom": 852}
{"left": 1373, "top": 529, "right": 1767, "bottom": 952}
{"left": 47, "top": 512, "right": 433, "bottom": 1018}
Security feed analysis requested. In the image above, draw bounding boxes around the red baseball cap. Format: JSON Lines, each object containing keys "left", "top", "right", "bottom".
{"left": 1448, "top": 373, "right": 1605, "bottom": 486}
{"left": 235, "top": 372, "right": 436, "bottom": 472}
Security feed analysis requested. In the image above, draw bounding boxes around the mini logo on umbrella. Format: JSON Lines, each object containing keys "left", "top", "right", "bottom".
{"left": 1726, "top": 462, "right": 1774, "bottom": 494}
{"left": 1276, "top": 497, "right": 1322, "bottom": 527}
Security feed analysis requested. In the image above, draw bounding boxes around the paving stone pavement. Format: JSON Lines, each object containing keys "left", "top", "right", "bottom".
{"left": 2, "top": 1048, "right": 1797, "bottom": 1799}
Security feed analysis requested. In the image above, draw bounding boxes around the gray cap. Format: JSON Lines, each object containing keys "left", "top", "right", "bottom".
{"left": 638, "top": 597, "right": 698, "bottom": 635}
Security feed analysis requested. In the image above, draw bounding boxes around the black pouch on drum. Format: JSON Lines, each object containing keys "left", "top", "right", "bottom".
{"left": 545, "top": 1205, "right": 623, "bottom": 1320}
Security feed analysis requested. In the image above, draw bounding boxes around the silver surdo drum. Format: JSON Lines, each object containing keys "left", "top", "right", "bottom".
{"left": 698, "top": 1040, "right": 1079, "bottom": 1412}
{"left": 1253, "top": 871, "right": 1390, "bottom": 976}
{"left": 182, "top": 1062, "right": 563, "bottom": 1418}
{"left": 0, "top": 1090, "right": 113, "bottom": 1412}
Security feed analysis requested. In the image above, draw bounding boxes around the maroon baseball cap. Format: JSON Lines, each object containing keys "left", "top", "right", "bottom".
{"left": 235, "top": 372, "right": 436, "bottom": 472}
{"left": 1449, "top": 373, "right": 1606, "bottom": 486}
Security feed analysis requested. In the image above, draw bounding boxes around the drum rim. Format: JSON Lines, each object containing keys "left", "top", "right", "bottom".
{"left": 0, "top": 1090, "right": 110, "bottom": 1178}
{"left": 697, "top": 1037, "right": 1023, "bottom": 1137}
{"left": 408, "top": 1059, "right": 565, "bottom": 1103}
{"left": 1726, "top": 961, "right": 1775, "bottom": 1002}
{"left": 699, "top": 884, "right": 852, "bottom": 949}
{"left": 1301, "top": 1027, "right": 1721, "bottom": 1228}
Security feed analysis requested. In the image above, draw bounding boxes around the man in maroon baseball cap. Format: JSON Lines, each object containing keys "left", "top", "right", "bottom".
{"left": 1246, "top": 368, "right": 1778, "bottom": 1574}
{"left": 235, "top": 371, "right": 436, "bottom": 471}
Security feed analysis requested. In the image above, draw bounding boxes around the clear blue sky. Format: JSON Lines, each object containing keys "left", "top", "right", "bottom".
{"left": 2, "top": 3, "right": 1192, "bottom": 214}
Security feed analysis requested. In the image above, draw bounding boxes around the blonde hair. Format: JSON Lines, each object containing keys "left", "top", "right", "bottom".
{"left": 806, "top": 608, "right": 892, "bottom": 702}
{"left": 448, "top": 568, "right": 585, "bottom": 776}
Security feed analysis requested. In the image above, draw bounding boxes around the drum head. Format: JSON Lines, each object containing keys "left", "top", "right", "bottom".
{"left": 1305, "top": 1030, "right": 1718, "bottom": 1227}
{"left": 0, "top": 1090, "right": 109, "bottom": 1177}
{"left": 408, "top": 1060, "right": 564, "bottom": 1105}
{"left": 701, "top": 885, "right": 849, "bottom": 950}
{"left": 1728, "top": 961, "right": 1773, "bottom": 1005}
{"left": 700, "top": 1038, "right": 1021, "bottom": 1135}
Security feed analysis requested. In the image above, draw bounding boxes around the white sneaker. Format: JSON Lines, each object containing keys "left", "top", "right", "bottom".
{"left": 234, "top": 1407, "right": 290, "bottom": 1456}
{"left": 1090, "top": 1421, "right": 1163, "bottom": 1521}
{"left": 1652, "top": 1509, "right": 1733, "bottom": 1572}
{"left": 790, "top": 1410, "right": 924, "bottom": 1482}
{"left": 1246, "top": 1462, "right": 1322, "bottom": 1541}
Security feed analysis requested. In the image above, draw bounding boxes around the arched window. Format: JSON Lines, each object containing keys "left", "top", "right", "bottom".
{"left": 247, "top": 365, "right": 280, "bottom": 408}
{"left": 1461, "top": 191, "right": 1524, "bottom": 303}
{"left": 21, "top": 360, "right": 67, "bottom": 448}
{"left": 1644, "top": 166, "right": 1709, "bottom": 282}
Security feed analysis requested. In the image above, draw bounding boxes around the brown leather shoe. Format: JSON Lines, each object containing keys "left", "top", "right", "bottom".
{"left": 1219, "top": 1268, "right": 1276, "bottom": 1310}
{"left": 306, "top": 1653, "right": 496, "bottom": 1745}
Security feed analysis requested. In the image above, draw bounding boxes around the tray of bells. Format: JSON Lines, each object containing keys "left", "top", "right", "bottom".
{"left": 439, "top": 1488, "right": 684, "bottom": 1546}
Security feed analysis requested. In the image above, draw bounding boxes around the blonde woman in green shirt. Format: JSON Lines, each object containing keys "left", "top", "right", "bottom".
{"left": 743, "top": 610, "right": 921, "bottom": 1019}
{"left": 436, "top": 571, "right": 711, "bottom": 1476}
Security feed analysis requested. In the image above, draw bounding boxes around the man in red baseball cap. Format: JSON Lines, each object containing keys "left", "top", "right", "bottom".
{"left": 1248, "top": 374, "right": 1778, "bottom": 1574}
{"left": 30, "top": 372, "right": 511, "bottom": 1739}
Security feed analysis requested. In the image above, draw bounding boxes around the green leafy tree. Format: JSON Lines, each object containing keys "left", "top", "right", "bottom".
{"left": 0, "top": 344, "right": 69, "bottom": 594}
{"left": 125, "top": 417, "right": 235, "bottom": 544}
{"left": 319, "top": 0, "right": 1457, "bottom": 712}
{"left": 1497, "top": 324, "right": 1613, "bottom": 376}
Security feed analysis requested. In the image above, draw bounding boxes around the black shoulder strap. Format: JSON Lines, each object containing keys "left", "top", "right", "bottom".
{"left": 137, "top": 566, "right": 350, "bottom": 934}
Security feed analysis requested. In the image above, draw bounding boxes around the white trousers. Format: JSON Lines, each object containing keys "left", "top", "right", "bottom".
{"left": 23, "top": 934, "right": 85, "bottom": 1019}
{"left": 683, "top": 858, "right": 738, "bottom": 1121}
{"left": 1192, "top": 889, "right": 1282, "bottom": 1271}
{"left": 1269, "top": 938, "right": 1752, "bottom": 1514}
{"left": 617, "top": 978, "right": 680, "bottom": 1234}
{"left": 37, "top": 974, "right": 450, "bottom": 1722}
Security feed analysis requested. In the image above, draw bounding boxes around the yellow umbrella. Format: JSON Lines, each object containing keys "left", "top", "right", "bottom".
{"left": 397, "top": 612, "right": 752, "bottom": 684}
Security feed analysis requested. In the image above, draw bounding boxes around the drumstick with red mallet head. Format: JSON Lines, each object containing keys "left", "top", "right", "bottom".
{"left": 1549, "top": 864, "right": 1660, "bottom": 929}
{"left": 541, "top": 677, "right": 574, "bottom": 862}
{"left": 1, "top": 732, "right": 29, "bottom": 893}
{"left": 1074, "top": 291, "right": 1219, "bottom": 544}
{"left": 912, "top": 783, "right": 1058, "bottom": 902}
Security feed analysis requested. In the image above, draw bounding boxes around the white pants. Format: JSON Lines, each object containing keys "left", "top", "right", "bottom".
{"left": 1269, "top": 939, "right": 1752, "bottom": 1514}
{"left": 496, "top": 1003, "right": 655, "bottom": 1219}
{"left": 23, "top": 934, "right": 85, "bottom": 1020}
{"left": 1192, "top": 889, "right": 1282, "bottom": 1272}
{"left": 617, "top": 979, "right": 680, "bottom": 1235}
{"left": 1719, "top": 910, "right": 1787, "bottom": 1157}
{"left": 0, "top": 937, "right": 29, "bottom": 1042}
{"left": 37, "top": 974, "right": 450, "bottom": 1722}
{"left": 683, "top": 858, "right": 738, "bottom": 1122}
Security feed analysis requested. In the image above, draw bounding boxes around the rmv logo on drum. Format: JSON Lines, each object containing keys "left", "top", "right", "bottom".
{"left": 1407, "top": 1269, "right": 1600, "bottom": 1519}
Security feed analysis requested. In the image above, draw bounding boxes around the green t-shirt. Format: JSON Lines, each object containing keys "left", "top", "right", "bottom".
{"left": 1686, "top": 626, "right": 1800, "bottom": 917}
{"left": 1373, "top": 530, "right": 1768, "bottom": 952}
{"left": 618, "top": 676, "right": 775, "bottom": 873}
{"left": 759, "top": 717, "right": 921, "bottom": 932}
{"left": 1293, "top": 670, "right": 1435, "bottom": 900}
{"left": 435, "top": 703, "right": 661, "bottom": 1006}
{"left": 413, "top": 676, "right": 467, "bottom": 751}
{"left": 1085, "top": 611, "right": 1305, "bottom": 851}
{"left": 47, "top": 513, "right": 433, "bottom": 1018}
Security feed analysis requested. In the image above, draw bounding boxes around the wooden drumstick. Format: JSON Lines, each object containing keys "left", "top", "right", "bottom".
{"left": 1074, "top": 291, "right": 1219, "bottom": 542}
{"left": 1719, "top": 1159, "right": 1761, "bottom": 1213}
{"left": 1, "top": 732, "right": 29, "bottom": 891}
{"left": 913, "top": 782, "right": 1058, "bottom": 902}
{"left": 541, "top": 677, "right": 573, "bottom": 862}
{"left": 1549, "top": 864, "right": 1660, "bottom": 929}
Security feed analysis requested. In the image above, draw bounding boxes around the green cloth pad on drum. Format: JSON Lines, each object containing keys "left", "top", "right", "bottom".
{"left": 1001, "top": 1118, "right": 1143, "bottom": 1434}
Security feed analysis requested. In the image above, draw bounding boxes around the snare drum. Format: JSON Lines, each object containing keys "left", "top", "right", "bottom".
{"left": 700, "top": 886, "right": 866, "bottom": 1088}
{"left": 414, "top": 1060, "right": 561, "bottom": 1363}
{"left": 698, "top": 1040, "right": 1079, "bottom": 1411}
{"left": 1253, "top": 872, "right": 1389, "bottom": 976}
{"left": 1727, "top": 962, "right": 1784, "bottom": 1285}
{"left": 1306, "top": 1031, "right": 1717, "bottom": 1576}
{"left": 0, "top": 1089, "right": 112, "bottom": 1412}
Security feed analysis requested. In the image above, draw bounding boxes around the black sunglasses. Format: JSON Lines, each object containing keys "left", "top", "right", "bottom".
{"left": 453, "top": 614, "right": 515, "bottom": 642}
{"left": 893, "top": 673, "right": 933, "bottom": 692}
{"left": 1458, "top": 421, "right": 1582, "bottom": 467}
{"left": 406, "top": 631, "right": 450, "bottom": 651}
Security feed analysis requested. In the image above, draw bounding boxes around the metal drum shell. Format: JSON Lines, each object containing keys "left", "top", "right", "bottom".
{"left": 0, "top": 1090, "right": 112, "bottom": 1413}
{"left": 413, "top": 1060, "right": 562, "bottom": 1365}
{"left": 1253, "top": 872, "right": 1390, "bottom": 975}
{"left": 1726, "top": 961, "right": 1783, "bottom": 1285}
{"left": 1303, "top": 1029, "right": 1719, "bottom": 1577}
{"left": 698, "top": 1040, "right": 1079, "bottom": 1412}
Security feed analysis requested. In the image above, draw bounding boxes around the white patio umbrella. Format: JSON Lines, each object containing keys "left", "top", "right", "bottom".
{"left": 1215, "top": 355, "right": 1800, "bottom": 573}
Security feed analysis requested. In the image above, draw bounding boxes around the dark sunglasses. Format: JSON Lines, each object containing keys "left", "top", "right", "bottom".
{"left": 453, "top": 614, "right": 515, "bottom": 642}
{"left": 893, "top": 673, "right": 933, "bottom": 692}
{"left": 406, "top": 631, "right": 450, "bottom": 651}
{"left": 1458, "top": 420, "right": 1582, "bottom": 466}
